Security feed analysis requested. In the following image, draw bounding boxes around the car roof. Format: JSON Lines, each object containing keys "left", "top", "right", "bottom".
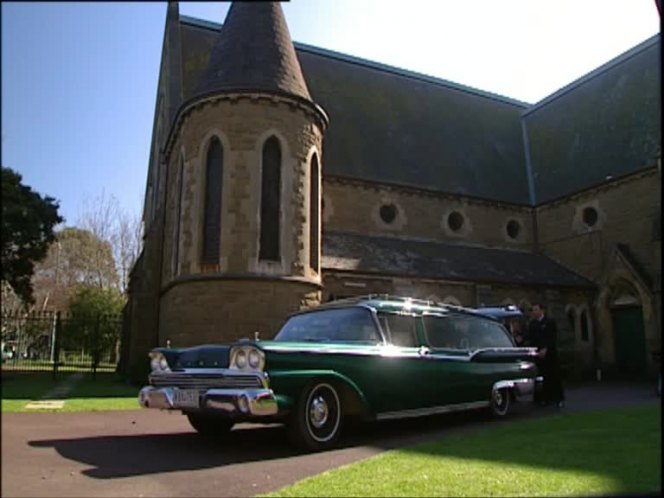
{"left": 305, "top": 294, "right": 485, "bottom": 319}
{"left": 476, "top": 305, "right": 523, "bottom": 319}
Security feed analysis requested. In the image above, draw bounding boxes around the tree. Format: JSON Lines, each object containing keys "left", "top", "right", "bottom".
{"left": 1, "top": 167, "right": 63, "bottom": 304}
{"left": 60, "top": 285, "right": 125, "bottom": 363}
{"left": 31, "top": 227, "right": 119, "bottom": 311}
{"left": 78, "top": 191, "right": 143, "bottom": 292}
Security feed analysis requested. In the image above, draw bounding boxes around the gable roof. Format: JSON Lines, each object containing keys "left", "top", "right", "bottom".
{"left": 524, "top": 35, "right": 661, "bottom": 204}
{"left": 322, "top": 231, "right": 595, "bottom": 288}
{"left": 176, "top": 15, "right": 659, "bottom": 206}
{"left": 178, "top": 15, "right": 531, "bottom": 205}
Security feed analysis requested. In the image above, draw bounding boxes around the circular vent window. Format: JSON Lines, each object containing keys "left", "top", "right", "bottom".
{"left": 447, "top": 211, "right": 465, "bottom": 232}
{"left": 379, "top": 204, "right": 398, "bottom": 224}
{"left": 582, "top": 207, "right": 598, "bottom": 227}
{"left": 506, "top": 219, "right": 521, "bottom": 239}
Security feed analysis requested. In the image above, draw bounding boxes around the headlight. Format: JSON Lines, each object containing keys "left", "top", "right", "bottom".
{"left": 248, "top": 349, "right": 261, "bottom": 369}
{"left": 230, "top": 345, "right": 264, "bottom": 371}
{"left": 148, "top": 351, "right": 171, "bottom": 373}
{"left": 235, "top": 349, "right": 247, "bottom": 369}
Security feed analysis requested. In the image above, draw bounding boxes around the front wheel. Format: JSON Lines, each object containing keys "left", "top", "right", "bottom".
{"left": 490, "top": 387, "right": 511, "bottom": 417}
{"left": 186, "top": 412, "right": 234, "bottom": 438}
{"left": 288, "top": 381, "right": 343, "bottom": 452}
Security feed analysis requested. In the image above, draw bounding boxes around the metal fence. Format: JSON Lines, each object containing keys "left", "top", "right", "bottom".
{"left": 1, "top": 311, "right": 122, "bottom": 378}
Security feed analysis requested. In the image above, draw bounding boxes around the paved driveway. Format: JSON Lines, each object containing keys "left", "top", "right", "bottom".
{"left": 1, "top": 382, "right": 658, "bottom": 498}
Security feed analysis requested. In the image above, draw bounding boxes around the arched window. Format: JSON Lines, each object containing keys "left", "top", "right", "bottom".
{"left": 259, "top": 136, "right": 281, "bottom": 261}
{"left": 201, "top": 137, "right": 223, "bottom": 266}
{"left": 580, "top": 309, "right": 590, "bottom": 342}
{"left": 309, "top": 154, "right": 320, "bottom": 272}
{"left": 173, "top": 156, "right": 185, "bottom": 276}
{"left": 567, "top": 307, "right": 576, "bottom": 337}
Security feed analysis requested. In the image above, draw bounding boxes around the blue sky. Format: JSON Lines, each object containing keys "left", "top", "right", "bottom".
{"left": 1, "top": 1, "right": 659, "bottom": 227}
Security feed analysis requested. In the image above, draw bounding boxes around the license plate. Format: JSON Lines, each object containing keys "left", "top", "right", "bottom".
{"left": 173, "top": 389, "right": 199, "bottom": 409}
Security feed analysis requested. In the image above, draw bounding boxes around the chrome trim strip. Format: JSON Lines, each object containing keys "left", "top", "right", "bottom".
{"left": 469, "top": 347, "right": 538, "bottom": 360}
{"left": 376, "top": 401, "right": 490, "bottom": 421}
{"left": 493, "top": 377, "right": 536, "bottom": 397}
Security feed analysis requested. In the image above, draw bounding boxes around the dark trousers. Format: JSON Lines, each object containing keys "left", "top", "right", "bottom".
{"left": 540, "top": 355, "right": 564, "bottom": 403}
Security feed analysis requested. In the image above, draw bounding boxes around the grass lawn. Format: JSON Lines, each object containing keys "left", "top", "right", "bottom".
{"left": 1, "top": 372, "right": 140, "bottom": 412}
{"left": 264, "top": 405, "right": 661, "bottom": 497}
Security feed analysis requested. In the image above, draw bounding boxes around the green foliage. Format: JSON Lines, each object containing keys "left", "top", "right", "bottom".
{"left": 67, "top": 285, "right": 125, "bottom": 317}
{"left": 1, "top": 167, "right": 63, "bottom": 304}
{"left": 60, "top": 286, "right": 125, "bottom": 357}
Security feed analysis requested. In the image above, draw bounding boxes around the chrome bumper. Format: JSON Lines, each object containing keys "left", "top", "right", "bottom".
{"left": 138, "top": 386, "right": 278, "bottom": 417}
{"left": 493, "top": 377, "right": 537, "bottom": 398}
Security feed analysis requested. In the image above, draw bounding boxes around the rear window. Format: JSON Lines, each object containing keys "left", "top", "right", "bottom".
{"left": 423, "top": 314, "right": 514, "bottom": 350}
{"left": 274, "top": 307, "right": 382, "bottom": 344}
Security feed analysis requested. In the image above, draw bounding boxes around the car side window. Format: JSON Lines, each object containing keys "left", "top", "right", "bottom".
{"left": 423, "top": 315, "right": 469, "bottom": 350}
{"left": 377, "top": 313, "right": 419, "bottom": 347}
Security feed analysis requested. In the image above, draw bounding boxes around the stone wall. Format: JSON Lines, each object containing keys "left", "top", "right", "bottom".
{"left": 162, "top": 95, "right": 324, "bottom": 285}
{"left": 537, "top": 168, "right": 660, "bottom": 283}
{"left": 322, "top": 177, "right": 534, "bottom": 249}
{"left": 159, "top": 277, "right": 320, "bottom": 346}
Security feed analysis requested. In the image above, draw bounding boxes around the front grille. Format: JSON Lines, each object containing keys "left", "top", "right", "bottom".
{"left": 149, "top": 372, "right": 263, "bottom": 390}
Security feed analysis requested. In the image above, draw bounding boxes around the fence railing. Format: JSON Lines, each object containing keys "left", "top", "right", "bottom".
{"left": 1, "top": 311, "right": 122, "bottom": 379}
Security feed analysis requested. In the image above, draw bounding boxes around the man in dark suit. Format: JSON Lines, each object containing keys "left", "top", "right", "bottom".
{"left": 528, "top": 303, "right": 565, "bottom": 408}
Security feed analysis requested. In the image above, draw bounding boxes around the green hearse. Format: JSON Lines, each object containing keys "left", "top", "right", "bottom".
{"left": 139, "top": 295, "right": 539, "bottom": 451}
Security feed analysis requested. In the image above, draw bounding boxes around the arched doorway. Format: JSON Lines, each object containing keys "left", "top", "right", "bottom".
{"left": 609, "top": 281, "right": 647, "bottom": 376}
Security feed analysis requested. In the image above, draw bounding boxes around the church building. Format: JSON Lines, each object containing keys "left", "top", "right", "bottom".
{"left": 123, "top": 2, "right": 661, "bottom": 382}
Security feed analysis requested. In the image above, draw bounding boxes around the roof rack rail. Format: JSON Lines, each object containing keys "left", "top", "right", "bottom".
{"left": 326, "top": 294, "right": 463, "bottom": 309}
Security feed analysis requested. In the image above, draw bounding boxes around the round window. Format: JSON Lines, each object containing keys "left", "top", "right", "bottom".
{"left": 582, "top": 207, "right": 598, "bottom": 227}
{"left": 447, "top": 211, "right": 464, "bottom": 232}
{"left": 379, "top": 204, "right": 398, "bottom": 224}
{"left": 506, "top": 219, "right": 521, "bottom": 239}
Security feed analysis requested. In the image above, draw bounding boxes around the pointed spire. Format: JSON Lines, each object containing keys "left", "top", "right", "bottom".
{"left": 196, "top": 2, "right": 312, "bottom": 101}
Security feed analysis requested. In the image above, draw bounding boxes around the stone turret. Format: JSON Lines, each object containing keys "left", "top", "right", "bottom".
{"left": 157, "top": 1, "right": 329, "bottom": 346}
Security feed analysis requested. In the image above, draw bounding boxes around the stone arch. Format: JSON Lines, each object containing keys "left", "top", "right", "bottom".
{"left": 306, "top": 146, "right": 321, "bottom": 276}
{"left": 253, "top": 129, "right": 293, "bottom": 273}
{"left": 442, "top": 295, "right": 462, "bottom": 306}
{"left": 200, "top": 135, "right": 224, "bottom": 268}
{"left": 564, "top": 303, "right": 579, "bottom": 341}
{"left": 597, "top": 270, "right": 652, "bottom": 373}
{"left": 173, "top": 146, "right": 186, "bottom": 277}
{"left": 194, "top": 129, "right": 232, "bottom": 273}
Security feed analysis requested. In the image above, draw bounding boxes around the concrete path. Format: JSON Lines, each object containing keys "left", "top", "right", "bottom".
{"left": 1, "top": 381, "right": 660, "bottom": 498}
{"left": 25, "top": 372, "right": 85, "bottom": 410}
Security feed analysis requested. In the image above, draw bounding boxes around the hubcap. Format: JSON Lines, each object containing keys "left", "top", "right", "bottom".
{"left": 309, "top": 395, "right": 329, "bottom": 428}
{"left": 494, "top": 390, "right": 503, "bottom": 406}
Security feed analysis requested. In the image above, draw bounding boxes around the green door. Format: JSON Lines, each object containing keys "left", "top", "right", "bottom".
{"left": 611, "top": 306, "right": 647, "bottom": 376}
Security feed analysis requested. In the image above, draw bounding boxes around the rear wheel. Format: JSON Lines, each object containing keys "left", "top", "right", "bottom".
{"left": 186, "top": 413, "right": 234, "bottom": 438}
{"left": 490, "top": 387, "right": 511, "bottom": 417}
{"left": 288, "top": 381, "right": 343, "bottom": 451}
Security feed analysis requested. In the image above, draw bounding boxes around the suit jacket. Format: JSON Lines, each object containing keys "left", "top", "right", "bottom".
{"left": 528, "top": 316, "right": 558, "bottom": 357}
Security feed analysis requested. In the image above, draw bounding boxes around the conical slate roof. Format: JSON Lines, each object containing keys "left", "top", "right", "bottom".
{"left": 196, "top": 1, "right": 312, "bottom": 101}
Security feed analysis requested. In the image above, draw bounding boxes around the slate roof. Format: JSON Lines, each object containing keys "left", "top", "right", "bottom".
{"left": 194, "top": 3, "right": 312, "bottom": 102}
{"left": 177, "top": 15, "right": 659, "bottom": 206}
{"left": 178, "top": 16, "right": 531, "bottom": 205}
{"left": 322, "top": 231, "right": 595, "bottom": 288}
{"left": 524, "top": 35, "right": 661, "bottom": 204}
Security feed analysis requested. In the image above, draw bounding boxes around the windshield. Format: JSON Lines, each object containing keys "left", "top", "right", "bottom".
{"left": 423, "top": 314, "right": 514, "bottom": 350}
{"left": 274, "top": 307, "right": 382, "bottom": 344}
